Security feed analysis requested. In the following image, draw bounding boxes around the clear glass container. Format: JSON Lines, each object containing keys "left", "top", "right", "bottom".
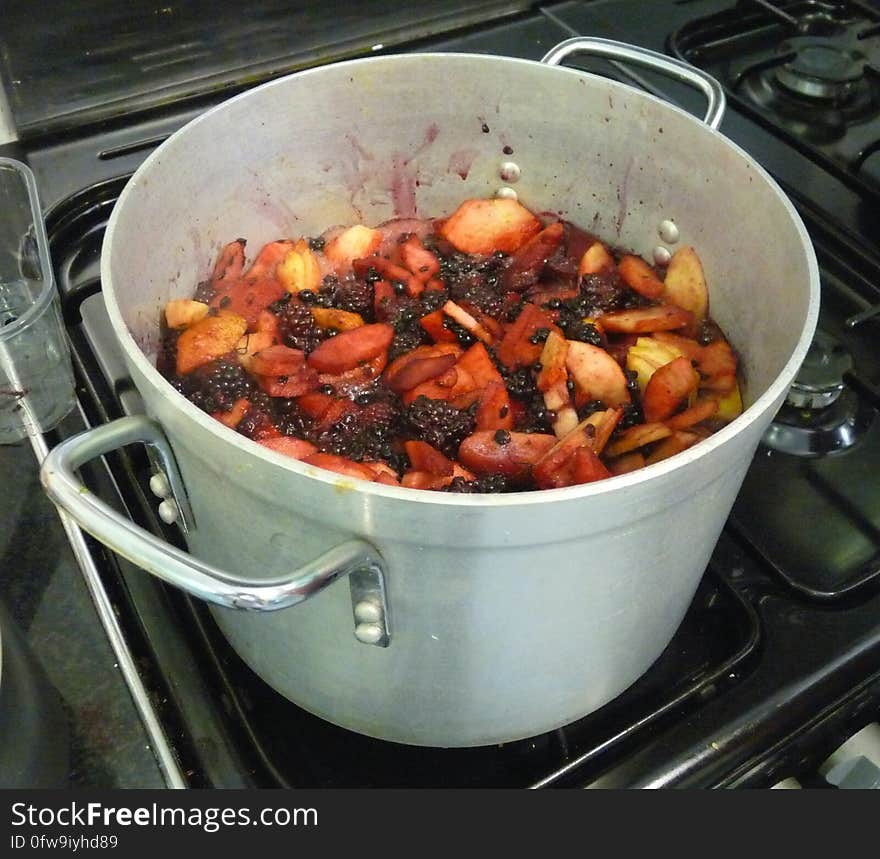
{"left": 0, "top": 157, "right": 75, "bottom": 442}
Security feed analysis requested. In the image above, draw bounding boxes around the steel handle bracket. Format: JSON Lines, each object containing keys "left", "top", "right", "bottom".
{"left": 541, "top": 36, "right": 727, "bottom": 130}
{"left": 39, "top": 415, "right": 390, "bottom": 645}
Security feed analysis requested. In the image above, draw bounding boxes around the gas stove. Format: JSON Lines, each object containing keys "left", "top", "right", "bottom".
{"left": 5, "top": 0, "right": 880, "bottom": 788}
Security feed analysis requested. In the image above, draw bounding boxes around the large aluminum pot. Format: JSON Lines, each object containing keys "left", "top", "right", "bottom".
{"left": 41, "top": 39, "right": 819, "bottom": 747}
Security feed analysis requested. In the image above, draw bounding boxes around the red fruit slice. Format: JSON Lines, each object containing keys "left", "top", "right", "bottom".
{"left": 387, "top": 353, "right": 458, "bottom": 394}
{"left": 243, "top": 240, "right": 295, "bottom": 281}
{"left": 419, "top": 309, "right": 459, "bottom": 343}
{"left": 306, "top": 323, "right": 395, "bottom": 373}
{"left": 210, "top": 239, "right": 246, "bottom": 286}
{"left": 257, "top": 436, "right": 318, "bottom": 459}
{"left": 439, "top": 198, "right": 543, "bottom": 255}
{"left": 475, "top": 381, "right": 514, "bottom": 431}
{"left": 598, "top": 304, "right": 695, "bottom": 334}
{"left": 249, "top": 344, "right": 307, "bottom": 377}
{"left": 664, "top": 398, "right": 719, "bottom": 430}
{"left": 458, "top": 431, "right": 556, "bottom": 478}
{"left": 617, "top": 255, "right": 665, "bottom": 299}
{"left": 210, "top": 277, "right": 287, "bottom": 327}
{"left": 404, "top": 440, "right": 455, "bottom": 476}
{"left": 496, "top": 303, "right": 560, "bottom": 369}
{"left": 401, "top": 236, "right": 440, "bottom": 284}
{"left": 565, "top": 340, "right": 631, "bottom": 408}
{"left": 176, "top": 311, "right": 248, "bottom": 375}
{"left": 256, "top": 366, "right": 319, "bottom": 398}
{"left": 642, "top": 356, "right": 700, "bottom": 422}
{"left": 502, "top": 221, "right": 565, "bottom": 292}
{"left": 301, "top": 453, "right": 379, "bottom": 482}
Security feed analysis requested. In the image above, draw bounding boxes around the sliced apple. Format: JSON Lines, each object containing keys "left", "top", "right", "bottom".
{"left": 257, "top": 436, "right": 319, "bottom": 460}
{"left": 164, "top": 299, "right": 210, "bottom": 330}
{"left": 664, "top": 246, "right": 708, "bottom": 321}
{"left": 599, "top": 304, "right": 694, "bottom": 333}
{"left": 565, "top": 341, "right": 630, "bottom": 408}
{"left": 604, "top": 422, "right": 673, "bottom": 458}
{"left": 457, "top": 430, "right": 557, "bottom": 479}
{"left": 324, "top": 225, "right": 383, "bottom": 270}
{"left": 625, "top": 336, "right": 685, "bottom": 394}
{"left": 176, "top": 310, "right": 248, "bottom": 375}
{"left": 644, "top": 430, "right": 702, "bottom": 466}
{"left": 306, "top": 323, "right": 394, "bottom": 374}
{"left": 642, "top": 356, "right": 701, "bottom": 422}
{"left": 439, "top": 197, "right": 542, "bottom": 255}
{"left": 617, "top": 254, "right": 665, "bottom": 299}
{"left": 310, "top": 307, "right": 364, "bottom": 331}
{"left": 577, "top": 240, "right": 615, "bottom": 276}
{"left": 716, "top": 381, "right": 744, "bottom": 422}
{"left": 235, "top": 330, "right": 277, "bottom": 373}
{"left": 442, "top": 300, "right": 494, "bottom": 345}
{"left": 665, "top": 397, "right": 719, "bottom": 430}
{"left": 210, "top": 239, "right": 246, "bottom": 286}
{"left": 277, "top": 239, "right": 322, "bottom": 294}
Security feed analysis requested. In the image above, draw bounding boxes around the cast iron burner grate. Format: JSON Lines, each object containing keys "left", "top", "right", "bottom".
{"left": 42, "top": 175, "right": 762, "bottom": 788}
{"left": 669, "top": 0, "right": 880, "bottom": 196}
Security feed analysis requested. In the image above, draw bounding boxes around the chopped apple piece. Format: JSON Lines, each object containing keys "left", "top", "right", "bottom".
{"left": 210, "top": 239, "right": 246, "bottom": 286}
{"left": 664, "top": 246, "right": 708, "bottom": 321}
{"left": 442, "top": 300, "right": 494, "bottom": 344}
{"left": 607, "top": 451, "right": 646, "bottom": 476}
{"left": 475, "top": 381, "right": 515, "bottom": 431}
{"left": 618, "top": 254, "right": 665, "bottom": 299}
{"left": 257, "top": 436, "right": 319, "bottom": 460}
{"left": 310, "top": 307, "right": 364, "bottom": 331}
{"left": 324, "top": 225, "right": 383, "bottom": 269}
{"left": 164, "top": 299, "right": 210, "bottom": 329}
{"left": 599, "top": 304, "right": 694, "bottom": 333}
{"left": 234, "top": 331, "right": 277, "bottom": 373}
{"left": 625, "top": 336, "right": 685, "bottom": 393}
{"left": 249, "top": 344, "right": 308, "bottom": 377}
{"left": 577, "top": 240, "right": 615, "bottom": 276}
{"left": 277, "top": 239, "right": 322, "bottom": 294}
{"left": 642, "top": 356, "right": 700, "bottom": 422}
{"left": 209, "top": 277, "right": 287, "bottom": 327}
{"left": 458, "top": 430, "right": 557, "bottom": 479}
{"left": 242, "top": 240, "right": 295, "bottom": 281}
{"left": 566, "top": 340, "right": 631, "bottom": 407}
{"left": 665, "top": 397, "right": 719, "bottom": 430}
{"left": 604, "top": 422, "right": 673, "bottom": 458}
{"left": 306, "top": 323, "right": 394, "bottom": 374}
{"left": 212, "top": 397, "right": 251, "bottom": 429}
{"left": 644, "top": 431, "right": 702, "bottom": 465}
{"left": 439, "top": 197, "right": 542, "bottom": 255}
{"left": 175, "top": 310, "right": 248, "bottom": 375}
{"left": 301, "top": 452, "right": 380, "bottom": 482}
{"left": 716, "top": 381, "right": 744, "bottom": 422}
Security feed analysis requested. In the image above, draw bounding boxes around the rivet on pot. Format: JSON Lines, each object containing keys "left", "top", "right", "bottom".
{"left": 653, "top": 246, "right": 672, "bottom": 265}
{"left": 658, "top": 219, "right": 680, "bottom": 243}
{"left": 354, "top": 622, "right": 384, "bottom": 645}
{"left": 499, "top": 161, "right": 521, "bottom": 183}
{"left": 158, "top": 499, "right": 180, "bottom": 525}
{"left": 496, "top": 186, "right": 518, "bottom": 200}
{"left": 149, "top": 471, "right": 172, "bottom": 499}
{"left": 354, "top": 600, "right": 382, "bottom": 624}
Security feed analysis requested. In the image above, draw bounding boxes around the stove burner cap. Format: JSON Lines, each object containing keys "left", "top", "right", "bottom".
{"left": 763, "top": 332, "right": 873, "bottom": 456}
{"left": 786, "top": 329, "right": 852, "bottom": 409}
{"left": 775, "top": 39, "right": 866, "bottom": 101}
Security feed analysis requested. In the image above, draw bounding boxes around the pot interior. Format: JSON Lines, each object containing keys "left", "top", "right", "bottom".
{"left": 104, "top": 52, "right": 817, "bottom": 414}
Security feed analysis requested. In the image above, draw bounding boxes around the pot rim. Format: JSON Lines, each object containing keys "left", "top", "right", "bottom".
{"left": 101, "top": 51, "right": 821, "bottom": 508}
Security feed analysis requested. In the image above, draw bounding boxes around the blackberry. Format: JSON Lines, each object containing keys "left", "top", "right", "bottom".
{"left": 576, "top": 399, "right": 606, "bottom": 420}
{"left": 442, "top": 318, "right": 476, "bottom": 349}
{"left": 236, "top": 407, "right": 279, "bottom": 440}
{"left": 579, "top": 272, "right": 627, "bottom": 315}
{"left": 618, "top": 402, "right": 643, "bottom": 430}
{"left": 312, "top": 399, "right": 404, "bottom": 467}
{"left": 271, "top": 398, "right": 313, "bottom": 437}
{"left": 404, "top": 396, "right": 476, "bottom": 458}
{"left": 389, "top": 326, "right": 428, "bottom": 362}
{"left": 171, "top": 358, "right": 255, "bottom": 413}
{"left": 333, "top": 277, "right": 374, "bottom": 319}
{"left": 273, "top": 300, "right": 324, "bottom": 353}
{"left": 443, "top": 474, "right": 511, "bottom": 494}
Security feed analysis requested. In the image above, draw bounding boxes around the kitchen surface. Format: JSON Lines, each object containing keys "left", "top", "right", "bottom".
{"left": 1, "top": 0, "right": 879, "bottom": 789}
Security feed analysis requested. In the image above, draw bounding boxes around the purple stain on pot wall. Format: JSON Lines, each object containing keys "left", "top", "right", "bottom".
{"left": 448, "top": 149, "right": 479, "bottom": 181}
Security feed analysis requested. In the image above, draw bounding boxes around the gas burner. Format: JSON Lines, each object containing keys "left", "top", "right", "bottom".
{"left": 774, "top": 37, "right": 866, "bottom": 102}
{"left": 763, "top": 331, "right": 874, "bottom": 456}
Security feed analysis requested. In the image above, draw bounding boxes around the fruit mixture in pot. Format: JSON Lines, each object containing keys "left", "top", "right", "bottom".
{"left": 158, "top": 197, "right": 742, "bottom": 492}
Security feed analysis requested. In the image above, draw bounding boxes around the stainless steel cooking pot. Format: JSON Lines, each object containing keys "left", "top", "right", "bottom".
{"left": 40, "top": 39, "right": 819, "bottom": 747}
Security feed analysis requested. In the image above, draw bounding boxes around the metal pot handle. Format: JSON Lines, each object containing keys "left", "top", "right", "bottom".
{"left": 540, "top": 37, "right": 726, "bottom": 130}
{"left": 40, "top": 415, "right": 390, "bottom": 644}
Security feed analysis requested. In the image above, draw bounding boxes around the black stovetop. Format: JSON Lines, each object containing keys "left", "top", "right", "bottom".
{"left": 10, "top": 0, "right": 880, "bottom": 788}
